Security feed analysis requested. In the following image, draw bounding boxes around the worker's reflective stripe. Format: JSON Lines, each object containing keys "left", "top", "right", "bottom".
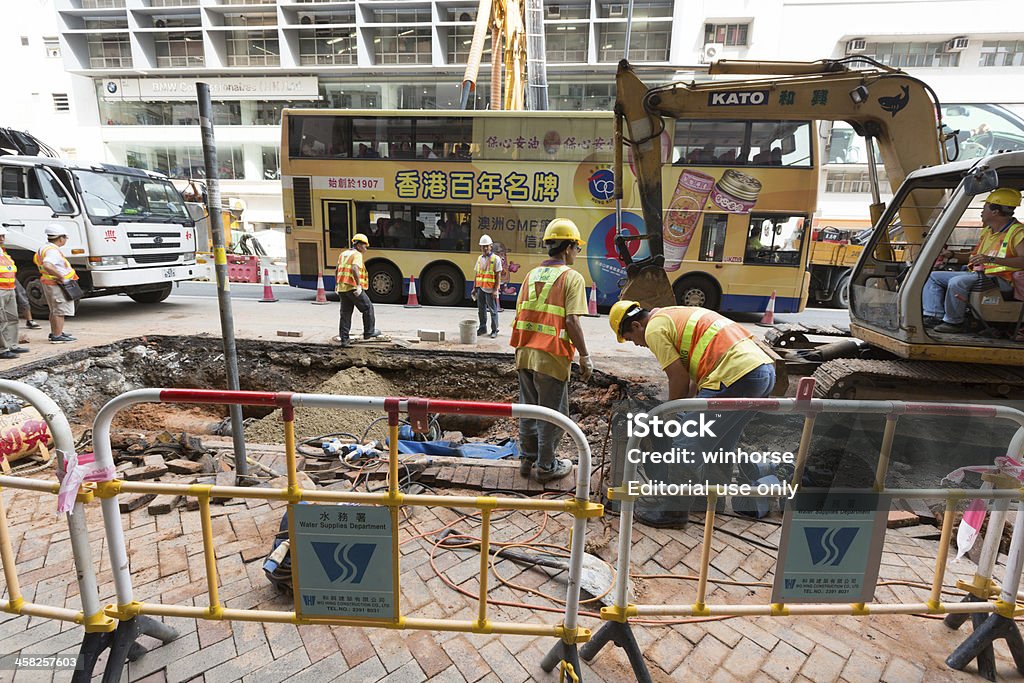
{"left": 335, "top": 249, "right": 367, "bottom": 290}
{"left": 689, "top": 318, "right": 736, "bottom": 379}
{"left": 0, "top": 249, "right": 16, "bottom": 290}
{"left": 662, "top": 306, "right": 752, "bottom": 384}
{"left": 33, "top": 244, "right": 78, "bottom": 285}
{"left": 984, "top": 221, "right": 1023, "bottom": 275}
{"left": 510, "top": 265, "right": 575, "bottom": 360}
{"left": 474, "top": 254, "right": 499, "bottom": 289}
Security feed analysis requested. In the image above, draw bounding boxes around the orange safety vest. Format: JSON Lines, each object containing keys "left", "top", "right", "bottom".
{"left": 34, "top": 243, "right": 78, "bottom": 285}
{"left": 510, "top": 264, "right": 575, "bottom": 360}
{"left": 474, "top": 253, "right": 500, "bottom": 290}
{"left": 982, "top": 221, "right": 1023, "bottom": 278}
{"left": 335, "top": 248, "right": 367, "bottom": 292}
{"left": 653, "top": 306, "right": 754, "bottom": 384}
{"left": 0, "top": 247, "right": 16, "bottom": 290}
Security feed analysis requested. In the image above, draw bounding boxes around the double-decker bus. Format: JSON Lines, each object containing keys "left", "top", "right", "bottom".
{"left": 280, "top": 109, "right": 815, "bottom": 313}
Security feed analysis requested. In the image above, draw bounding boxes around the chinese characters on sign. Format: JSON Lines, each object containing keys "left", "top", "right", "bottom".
{"left": 484, "top": 135, "right": 610, "bottom": 151}
{"left": 394, "top": 170, "right": 560, "bottom": 203}
{"left": 327, "top": 177, "right": 384, "bottom": 190}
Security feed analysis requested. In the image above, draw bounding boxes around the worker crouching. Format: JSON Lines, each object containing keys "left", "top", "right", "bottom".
{"left": 335, "top": 233, "right": 381, "bottom": 347}
{"left": 510, "top": 219, "right": 594, "bottom": 483}
{"left": 610, "top": 301, "right": 775, "bottom": 528}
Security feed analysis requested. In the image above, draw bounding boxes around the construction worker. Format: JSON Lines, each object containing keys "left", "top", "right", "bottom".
{"left": 510, "top": 218, "right": 594, "bottom": 483}
{"left": 609, "top": 301, "right": 776, "bottom": 527}
{"left": 925, "top": 187, "right": 1023, "bottom": 333}
{"left": 335, "top": 233, "right": 380, "bottom": 347}
{"left": 36, "top": 224, "right": 78, "bottom": 344}
{"left": 0, "top": 227, "right": 28, "bottom": 359}
{"left": 474, "top": 234, "right": 502, "bottom": 338}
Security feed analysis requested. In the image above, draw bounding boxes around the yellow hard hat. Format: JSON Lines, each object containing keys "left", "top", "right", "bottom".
{"left": 609, "top": 299, "right": 641, "bottom": 343}
{"left": 351, "top": 233, "right": 369, "bottom": 245}
{"left": 985, "top": 188, "right": 1022, "bottom": 208}
{"left": 542, "top": 218, "right": 584, "bottom": 246}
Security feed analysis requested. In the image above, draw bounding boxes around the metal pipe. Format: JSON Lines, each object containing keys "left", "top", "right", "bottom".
{"left": 196, "top": 82, "right": 247, "bottom": 480}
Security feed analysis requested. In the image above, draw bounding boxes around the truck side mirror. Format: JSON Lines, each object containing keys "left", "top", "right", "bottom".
{"left": 962, "top": 169, "right": 999, "bottom": 196}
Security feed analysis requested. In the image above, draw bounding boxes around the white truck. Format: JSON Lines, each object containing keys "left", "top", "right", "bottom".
{"left": 0, "top": 155, "right": 198, "bottom": 315}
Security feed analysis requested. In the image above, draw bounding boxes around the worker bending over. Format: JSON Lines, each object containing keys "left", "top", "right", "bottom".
{"left": 510, "top": 219, "right": 594, "bottom": 483}
{"left": 610, "top": 301, "right": 775, "bottom": 527}
{"left": 335, "top": 233, "right": 380, "bottom": 347}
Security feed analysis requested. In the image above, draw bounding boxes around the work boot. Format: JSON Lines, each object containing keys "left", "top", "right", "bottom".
{"left": 334, "top": 336, "right": 352, "bottom": 347}
{"left": 477, "top": 327, "right": 486, "bottom": 336}
{"left": 364, "top": 329, "right": 382, "bottom": 339}
{"left": 519, "top": 456, "right": 535, "bottom": 477}
{"left": 922, "top": 316, "right": 943, "bottom": 328}
{"left": 634, "top": 508, "right": 689, "bottom": 529}
{"left": 535, "top": 458, "right": 572, "bottom": 483}
{"left": 933, "top": 322, "right": 966, "bottom": 334}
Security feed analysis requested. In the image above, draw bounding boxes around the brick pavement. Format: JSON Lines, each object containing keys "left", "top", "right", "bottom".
{"left": 0, "top": 465, "right": 1020, "bottom": 682}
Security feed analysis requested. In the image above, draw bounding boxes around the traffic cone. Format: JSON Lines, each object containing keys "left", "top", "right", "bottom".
{"left": 405, "top": 275, "right": 421, "bottom": 308}
{"left": 757, "top": 290, "right": 776, "bottom": 326}
{"left": 586, "top": 285, "right": 599, "bottom": 317}
{"left": 312, "top": 270, "right": 329, "bottom": 305}
{"left": 258, "top": 267, "right": 278, "bottom": 303}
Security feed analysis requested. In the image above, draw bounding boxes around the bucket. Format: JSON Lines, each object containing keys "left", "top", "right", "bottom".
{"left": 459, "top": 319, "right": 478, "bottom": 344}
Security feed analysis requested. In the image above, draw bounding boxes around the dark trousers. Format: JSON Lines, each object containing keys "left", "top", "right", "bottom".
{"left": 476, "top": 289, "right": 499, "bottom": 334}
{"left": 517, "top": 369, "right": 569, "bottom": 470}
{"left": 338, "top": 290, "right": 375, "bottom": 341}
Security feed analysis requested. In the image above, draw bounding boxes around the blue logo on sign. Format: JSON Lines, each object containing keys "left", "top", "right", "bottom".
{"left": 311, "top": 542, "right": 377, "bottom": 583}
{"left": 803, "top": 527, "right": 859, "bottom": 566}
{"left": 587, "top": 169, "right": 615, "bottom": 201}
{"left": 784, "top": 579, "right": 796, "bottom": 589}
{"left": 303, "top": 594, "right": 316, "bottom": 606}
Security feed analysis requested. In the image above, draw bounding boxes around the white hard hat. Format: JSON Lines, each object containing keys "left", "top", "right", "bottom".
{"left": 478, "top": 235, "right": 493, "bottom": 246}
{"left": 45, "top": 224, "right": 68, "bottom": 238}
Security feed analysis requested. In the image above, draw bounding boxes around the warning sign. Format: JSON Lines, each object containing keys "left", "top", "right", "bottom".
{"left": 771, "top": 489, "right": 888, "bottom": 603}
{"left": 290, "top": 503, "right": 397, "bottom": 621}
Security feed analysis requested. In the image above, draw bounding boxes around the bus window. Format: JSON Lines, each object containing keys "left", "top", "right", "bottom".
{"left": 356, "top": 202, "right": 471, "bottom": 252}
{"left": 477, "top": 118, "right": 603, "bottom": 162}
{"left": 749, "top": 122, "right": 812, "bottom": 167}
{"left": 698, "top": 214, "right": 728, "bottom": 261}
{"left": 412, "top": 117, "right": 472, "bottom": 160}
{"left": 289, "top": 115, "right": 352, "bottom": 158}
{"left": 745, "top": 214, "right": 805, "bottom": 266}
{"left": 353, "top": 118, "right": 385, "bottom": 158}
{"left": 674, "top": 121, "right": 747, "bottom": 165}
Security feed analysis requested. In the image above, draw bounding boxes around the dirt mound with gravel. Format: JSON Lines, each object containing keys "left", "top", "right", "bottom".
{"left": 245, "top": 367, "right": 399, "bottom": 444}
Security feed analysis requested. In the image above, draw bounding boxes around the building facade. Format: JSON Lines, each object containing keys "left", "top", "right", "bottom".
{"left": 11, "top": 0, "right": 1024, "bottom": 228}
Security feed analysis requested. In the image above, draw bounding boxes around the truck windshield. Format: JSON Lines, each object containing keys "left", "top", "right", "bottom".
{"left": 72, "top": 169, "right": 190, "bottom": 225}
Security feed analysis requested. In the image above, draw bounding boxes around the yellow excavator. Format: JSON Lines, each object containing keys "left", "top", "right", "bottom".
{"left": 614, "top": 58, "right": 1024, "bottom": 399}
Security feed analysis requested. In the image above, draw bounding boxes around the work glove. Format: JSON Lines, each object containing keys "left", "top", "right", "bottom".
{"left": 579, "top": 355, "right": 594, "bottom": 382}
{"left": 354, "top": 287, "right": 364, "bottom": 297}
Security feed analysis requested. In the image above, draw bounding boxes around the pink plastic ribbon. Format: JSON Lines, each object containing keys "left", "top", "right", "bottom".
{"left": 55, "top": 451, "right": 115, "bottom": 514}
{"left": 944, "top": 457, "right": 1024, "bottom": 559}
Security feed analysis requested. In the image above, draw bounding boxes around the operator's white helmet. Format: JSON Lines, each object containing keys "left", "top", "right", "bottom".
{"left": 478, "top": 235, "right": 493, "bottom": 247}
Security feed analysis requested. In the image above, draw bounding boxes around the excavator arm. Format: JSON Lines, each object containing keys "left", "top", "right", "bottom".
{"left": 614, "top": 59, "right": 948, "bottom": 305}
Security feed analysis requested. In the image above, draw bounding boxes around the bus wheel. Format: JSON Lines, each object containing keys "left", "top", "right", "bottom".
{"left": 367, "top": 262, "right": 403, "bottom": 304}
{"left": 421, "top": 265, "right": 465, "bottom": 307}
{"left": 829, "top": 272, "right": 851, "bottom": 309}
{"left": 673, "top": 276, "right": 720, "bottom": 310}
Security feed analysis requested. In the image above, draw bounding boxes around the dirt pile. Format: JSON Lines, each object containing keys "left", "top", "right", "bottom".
{"left": 245, "top": 366, "right": 399, "bottom": 444}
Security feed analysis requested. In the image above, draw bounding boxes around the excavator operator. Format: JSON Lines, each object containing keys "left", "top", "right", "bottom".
{"left": 924, "top": 188, "right": 1024, "bottom": 334}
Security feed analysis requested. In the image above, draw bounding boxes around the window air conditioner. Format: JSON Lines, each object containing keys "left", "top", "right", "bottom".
{"left": 700, "top": 42, "right": 723, "bottom": 64}
{"left": 46, "top": 47, "right": 61, "bottom": 58}
{"left": 845, "top": 38, "right": 866, "bottom": 54}
{"left": 546, "top": 5, "right": 560, "bottom": 18}
{"left": 945, "top": 36, "right": 969, "bottom": 52}
{"left": 609, "top": 4, "right": 624, "bottom": 17}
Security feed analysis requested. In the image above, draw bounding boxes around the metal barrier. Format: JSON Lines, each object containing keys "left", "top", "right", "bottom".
{"left": 78, "top": 389, "right": 599, "bottom": 679}
{"left": 589, "top": 388, "right": 1024, "bottom": 682}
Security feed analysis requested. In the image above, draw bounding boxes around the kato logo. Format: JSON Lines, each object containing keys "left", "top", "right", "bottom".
{"left": 311, "top": 542, "right": 377, "bottom": 583}
{"left": 803, "top": 527, "right": 859, "bottom": 566}
{"left": 708, "top": 90, "right": 769, "bottom": 106}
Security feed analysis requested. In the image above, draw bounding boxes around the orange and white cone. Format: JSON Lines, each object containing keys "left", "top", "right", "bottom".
{"left": 757, "top": 290, "right": 776, "bottom": 326}
{"left": 258, "top": 267, "right": 278, "bottom": 303}
{"left": 405, "top": 275, "right": 421, "bottom": 308}
{"left": 587, "top": 285, "right": 599, "bottom": 317}
{"left": 312, "top": 270, "right": 329, "bottom": 305}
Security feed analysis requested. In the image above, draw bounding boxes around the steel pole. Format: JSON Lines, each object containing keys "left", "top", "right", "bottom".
{"left": 196, "top": 82, "right": 248, "bottom": 480}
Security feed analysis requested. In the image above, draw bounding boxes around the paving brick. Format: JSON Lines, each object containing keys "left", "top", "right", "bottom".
{"left": 385, "top": 658, "right": 428, "bottom": 683}
{"left": 203, "top": 642, "right": 272, "bottom": 683}
{"left": 163, "top": 635, "right": 236, "bottom": 682}
{"left": 479, "top": 640, "right": 529, "bottom": 683}
{"left": 335, "top": 628, "right": 376, "bottom": 668}
{"left": 298, "top": 624, "right": 338, "bottom": 665}
{"left": 368, "top": 629, "right": 413, "bottom": 673}
{"left": 428, "top": 665, "right": 469, "bottom": 683}
{"left": 405, "top": 630, "right": 453, "bottom": 678}
{"left": 647, "top": 627, "right": 692, "bottom": 675}
{"left": 800, "top": 645, "right": 847, "bottom": 683}
{"left": 842, "top": 651, "right": 887, "bottom": 683}
{"left": 127, "top": 632, "right": 201, "bottom": 681}
{"left": 880, "top": 656, "right": 924, "bottom": 683}
{"left": 238, "top": 641, "right": 311, "bottom": 683}
{"left": 760, "top": 641, "right": 807, "bottom": 683}
{"left": 288, "top": 651, "right": 347, "bottom": 683}
{"left": 722, "top": 638, "right": 769, "bottom": 679}
{"left": 333, "top": 654, "right": 386, "bottom": 683}
{"left": 442, "top": 635, "right": 489, "bottom": 683}
{"left": 262, "top": 622, "right": 303, "bottom": 660}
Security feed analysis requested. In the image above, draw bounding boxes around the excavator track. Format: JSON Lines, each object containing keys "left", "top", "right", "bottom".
{"left": 812, "top": 358, "right": 1024, "bottom": 402}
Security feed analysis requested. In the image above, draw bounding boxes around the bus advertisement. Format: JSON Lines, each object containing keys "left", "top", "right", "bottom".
{"left": 280, "top": 110, "right": 815, "bottom": 313}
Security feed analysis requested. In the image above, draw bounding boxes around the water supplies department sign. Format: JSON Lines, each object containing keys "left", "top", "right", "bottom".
{"left": 291, "top": 503, "right": 396, "bottom": 621}
{"left": 772, "top": 489, "right": 889, "bottom": 603}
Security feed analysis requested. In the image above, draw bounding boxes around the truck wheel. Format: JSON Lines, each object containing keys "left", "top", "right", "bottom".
{"left": 17, "top": 268, "right": 49, "bottom": 319}
{"left": 128, "top": 283, "right": 173, "bottom": 304}
{"left": 673, "top": 275, "right": 720, "bottom": 311}
{"left": 420, "top": 265, "right": 464, "bottom": 307}
{"left": 366, "top": 262, "right": 404, "bottom": 304}
{"left": 829, "top": 272, "right": 851, "bottom": 309}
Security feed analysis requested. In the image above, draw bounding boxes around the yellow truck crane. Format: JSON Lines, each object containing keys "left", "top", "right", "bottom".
{"left": 614, "top": 58, "right": 1024, "bottom": 400}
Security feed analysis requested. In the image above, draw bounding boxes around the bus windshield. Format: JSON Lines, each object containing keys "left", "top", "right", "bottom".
{"left": 73, "top": 169, "right": 190, "bottom": 225}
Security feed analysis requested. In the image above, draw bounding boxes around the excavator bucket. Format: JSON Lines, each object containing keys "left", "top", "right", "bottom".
{"left": 618, "top": 262, "right": 676, "bottom": 309}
